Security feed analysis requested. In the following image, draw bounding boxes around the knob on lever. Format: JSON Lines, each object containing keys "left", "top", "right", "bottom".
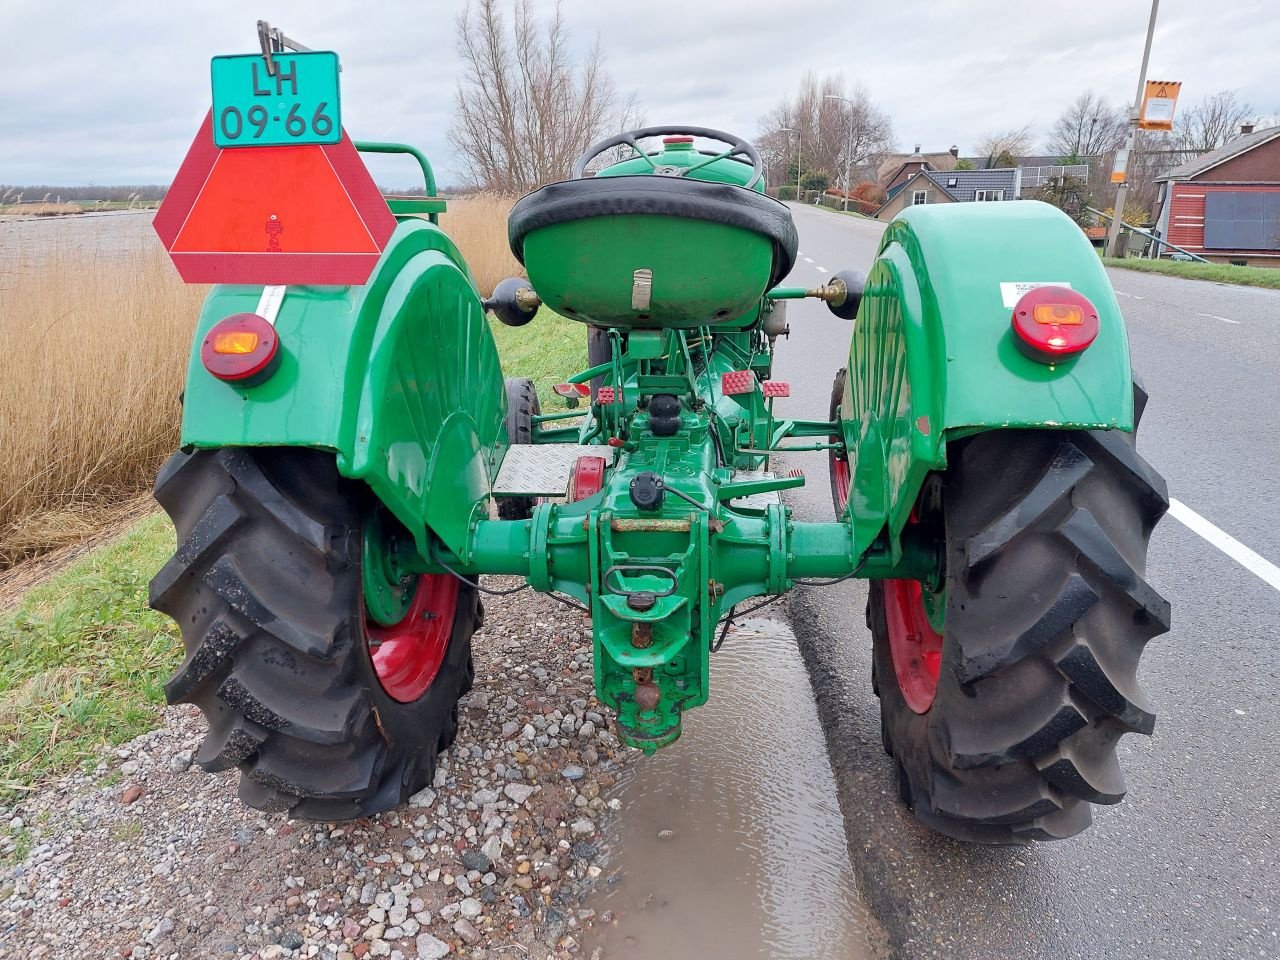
{"left": 483, "top": 277, "right": 542, "bottom": 327}
{"left": 824, "top": 269, "right": 866, "bottom": 320}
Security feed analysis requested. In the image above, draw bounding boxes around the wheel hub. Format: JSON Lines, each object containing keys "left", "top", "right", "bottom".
{"left": 884, "top": 480, "right": 945, "bottom": 713}
{"left": 883, "top": 579, "right": 944, "bottom": 713}
{"left": 361, "top": 513, "right": 460, "bottom": 703}
{"left": 366, "top": 574, "right": 459, "bottom": 703}
{"left": 362, "top": 513, "right": 417, "bottom": 626}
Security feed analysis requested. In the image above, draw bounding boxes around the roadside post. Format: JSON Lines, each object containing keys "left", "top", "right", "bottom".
{"left": 1106, "top": 0, "right": 1162, "bottom": 257}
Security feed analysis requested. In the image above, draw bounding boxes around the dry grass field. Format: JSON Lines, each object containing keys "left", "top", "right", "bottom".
{"left": 0, "top": 194, "right": 535, "bottom": 570}
{"left": 0, "top": 240, "right": 202, "bottom": 568}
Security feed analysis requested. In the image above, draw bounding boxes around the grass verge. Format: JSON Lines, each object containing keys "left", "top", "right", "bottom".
{"left": 489, "top": 310, "right": 587, "bottom": 408}
{"left": 1102, "top": 257, "right": 1280, "bottom": 290}
{"left": 0, "top": 515, "right": 179, "bottom": 797}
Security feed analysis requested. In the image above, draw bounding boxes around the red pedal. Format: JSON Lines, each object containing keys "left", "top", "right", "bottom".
{"left": 721, "top": 371, "right": 757, "bottom": 396}
{"left": 762, "top": 380, "right": 790, "bottom": 398}
{"left": 597, "top": 387, "right": 615, "bottom": 404}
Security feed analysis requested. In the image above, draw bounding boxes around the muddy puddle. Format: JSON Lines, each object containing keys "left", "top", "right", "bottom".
{"left": 582, "top": 617, "right": 882, "bottom": 960}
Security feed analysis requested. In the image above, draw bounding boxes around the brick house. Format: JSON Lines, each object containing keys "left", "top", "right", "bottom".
{"left": 875, "top": 168, "right": 1022, "bottom": 220}
{"left": 877, "top": 146, "right": 960, "bottom": 192}
{"left": 1153, "top": 124, "right": 1280, "bottom": 266}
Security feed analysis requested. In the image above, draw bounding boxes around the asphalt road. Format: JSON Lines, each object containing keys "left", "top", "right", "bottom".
{"left": 773, "top": 202, "right": 1280, "bottom": 960}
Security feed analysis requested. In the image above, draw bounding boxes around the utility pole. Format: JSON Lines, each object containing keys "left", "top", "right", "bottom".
{"left": 1106, "top": 0, "right": 1160, "bottom": 258}
{"left": 781, "top": 126, "right": 802, "bottom": 202}
{"left": 825, "top": 94, "right": 856, "bottom": 212}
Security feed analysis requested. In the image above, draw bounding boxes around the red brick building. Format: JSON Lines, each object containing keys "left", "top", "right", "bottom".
{"left": 1153, "top": 125, "right": 1280, "bottom": 267}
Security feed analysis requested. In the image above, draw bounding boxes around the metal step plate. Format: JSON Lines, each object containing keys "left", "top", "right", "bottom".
{"left": 493, "top": 444, "right": 615, "bottom": 497}
{"left": 728, "top": 470, "right": 783, "bottom": 511}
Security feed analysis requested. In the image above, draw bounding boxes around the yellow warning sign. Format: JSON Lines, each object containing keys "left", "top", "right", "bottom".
{"left": 1140, "top": 81, "right": 1182, "bottom": 131}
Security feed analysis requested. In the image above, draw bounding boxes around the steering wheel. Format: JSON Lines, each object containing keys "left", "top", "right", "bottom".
{"left": 571, "top": 125, "right": 764, "bottom": 189}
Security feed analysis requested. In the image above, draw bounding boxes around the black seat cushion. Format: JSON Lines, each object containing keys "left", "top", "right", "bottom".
{"left": 508, "top": 176, "right": 799, "bottom": 288}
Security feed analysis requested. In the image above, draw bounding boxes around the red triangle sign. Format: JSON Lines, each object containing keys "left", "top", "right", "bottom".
{"left": 154, "top": 112, "right": 396, "bottom": 285}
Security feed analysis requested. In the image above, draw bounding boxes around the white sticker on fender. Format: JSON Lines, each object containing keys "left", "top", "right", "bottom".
{"left": 1000, "top": 281, "right": 1072, "bottom": 309}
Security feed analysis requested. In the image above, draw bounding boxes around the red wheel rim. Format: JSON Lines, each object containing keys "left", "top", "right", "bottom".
{"left": 832, "top": 457, "right": 851, "bottom": 511}
{"left": 883, "top": 578, "right": 942, "bottom": 713}
{"left": 366, "top": 574, "right": 459, "bottom": 703}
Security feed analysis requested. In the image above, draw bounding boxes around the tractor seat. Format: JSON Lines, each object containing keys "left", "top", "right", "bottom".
{"left": 509, "top": 175, "right": 799, "bottom": 289}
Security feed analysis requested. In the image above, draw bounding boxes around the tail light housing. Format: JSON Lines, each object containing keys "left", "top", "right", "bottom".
{"left": 1010, "top": 286, "right": 1099, "bottom": 364}
{"left": 200, "top": 313, "right": 281, "bottom": 385}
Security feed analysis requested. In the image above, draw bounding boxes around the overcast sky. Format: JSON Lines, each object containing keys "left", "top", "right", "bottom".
{"left": 1, "top": 0, "right": 1275, "bottom": 187}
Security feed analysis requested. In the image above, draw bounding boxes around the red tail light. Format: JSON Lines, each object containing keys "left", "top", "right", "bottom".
{"left": 200, "top": 313, "right": 281, "bottom": 385}
{"left": 1010, "top": 286, "right": 1099, "bottom": 363}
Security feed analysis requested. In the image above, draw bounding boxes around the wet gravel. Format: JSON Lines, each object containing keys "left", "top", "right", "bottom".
{"left": 0, "top": 586, "right": 636, "bottom": 959}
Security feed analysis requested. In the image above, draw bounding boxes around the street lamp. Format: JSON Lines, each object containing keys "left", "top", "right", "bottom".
{"left": 780, "top": 125, "right": 802, "bottom": 203}
{"left": 825, "top": 94, "right": 856, "bottom": 212}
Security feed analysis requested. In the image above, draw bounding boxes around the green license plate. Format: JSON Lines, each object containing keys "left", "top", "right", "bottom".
{"left": 210, "top": 51, "right": 341, "bottom": 148}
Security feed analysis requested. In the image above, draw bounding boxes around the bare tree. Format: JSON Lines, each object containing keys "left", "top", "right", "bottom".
{"left": 975, "top": 124, "right": 1035, "bottom": 168}
{"left": 449, "top": 0, "right": 634, "bottom": 192}
{"left": 757, "top": 72, "right": 894, "bottom": 192}
{"left": 1175, "top": 89, "right": 1254, "bottom": 158}
{"left": 1045, "top": 92, "right": 1127, "bottom": 160}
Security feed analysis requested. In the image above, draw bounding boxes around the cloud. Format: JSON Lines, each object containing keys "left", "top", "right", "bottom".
{"left": 0, "top": 0, "right": 1274, "bottom": 185}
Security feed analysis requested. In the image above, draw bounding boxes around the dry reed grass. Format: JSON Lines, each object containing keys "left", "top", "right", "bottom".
{"left": 0, "top": 202, "right": 82, "bottom": 218}
{"left": 0, "top": 198, "right": 522, "bottom": 570}
{"left": 0, "top": 240, "right": 204, "bottom": 567}
{"left": 440, "top": 192, "right": 524, "bottom": 294}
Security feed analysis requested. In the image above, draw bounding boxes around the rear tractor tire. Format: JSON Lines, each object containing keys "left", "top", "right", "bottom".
{"left": 833, "top": 376, "right": 1171, "bottom": 843}
{"left": 149, "top": 447, "right": 479, "bottom": 820}
{"left": 498, "top": 377, "right": 541, "bottom": 521}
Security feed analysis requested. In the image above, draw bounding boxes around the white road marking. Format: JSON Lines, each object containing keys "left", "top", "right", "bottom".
{"left": 815, "top": 265, "right": 828, "bottom": 273}
{"left": 802, "top": 256, "right": 814, "bottom": 263}
{"left": 1196, "top": 312, "right": 1240, "bottom": 324}
{"left": 1168, "top": 498, "right": 1280, "bottom": 592}
{"left": 1114, "top": 291, "right": 1146, "bottom": 300}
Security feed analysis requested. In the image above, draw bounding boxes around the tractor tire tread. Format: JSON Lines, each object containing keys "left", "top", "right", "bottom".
{"left": 151, "top": 447, "right": 477, "bottom": 820}
{"left": 497, "top": 377, "right": 541, "bottom": 521}
{"left": 876, "top": 391, "right": 1169, "bottom": 844}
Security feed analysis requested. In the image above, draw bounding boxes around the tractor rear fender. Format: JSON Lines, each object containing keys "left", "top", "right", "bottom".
{"left": 177, "top": 219, "right": 508, "bottom": 561}
{"left": 839, "top": 200, "right": 1133, "bottom": 560}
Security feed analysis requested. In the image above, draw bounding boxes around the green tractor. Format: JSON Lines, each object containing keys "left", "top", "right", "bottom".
{"left": 151, "top": 49, "right": 1169, "bottom": 843}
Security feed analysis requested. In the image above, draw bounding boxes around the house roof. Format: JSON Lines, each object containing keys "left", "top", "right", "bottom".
{"left": 877, "top": 170, "right": 957, "bottom": 214}
{"left": 877, "top": 168, "right": 1021, "bottom": 217}
{"left": 928, "top": 168, "right": 1020, "bottom": 202}
{"left": 877, "top": 150, "right": 958, "bottom": 183}
{"left": 1156, "top": 125, "right": 1280, "bottom": 182}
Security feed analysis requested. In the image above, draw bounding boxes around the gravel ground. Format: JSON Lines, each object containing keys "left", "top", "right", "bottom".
{"left": 0, "top": 587, "right": 636, "bottom": 959}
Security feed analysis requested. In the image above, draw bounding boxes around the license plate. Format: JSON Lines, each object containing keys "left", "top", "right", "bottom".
{"left": 210, "top": 51, "right": 341, "bottom": 148}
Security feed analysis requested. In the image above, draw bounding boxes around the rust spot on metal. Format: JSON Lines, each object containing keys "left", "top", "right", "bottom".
{"left": 631, "top": 622, "right": 653, "bottom": 649}
{"left": 611, "top": 517, "right": 692, "bottom": 533}
{"left": 708, "top": 518, "right": 725, "bottom": 534}
{"left": 916, "top": 415, "right": 931, "bottom": 436}
{"left": 633, "top": 668, "right": 660, "bottom": 711}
